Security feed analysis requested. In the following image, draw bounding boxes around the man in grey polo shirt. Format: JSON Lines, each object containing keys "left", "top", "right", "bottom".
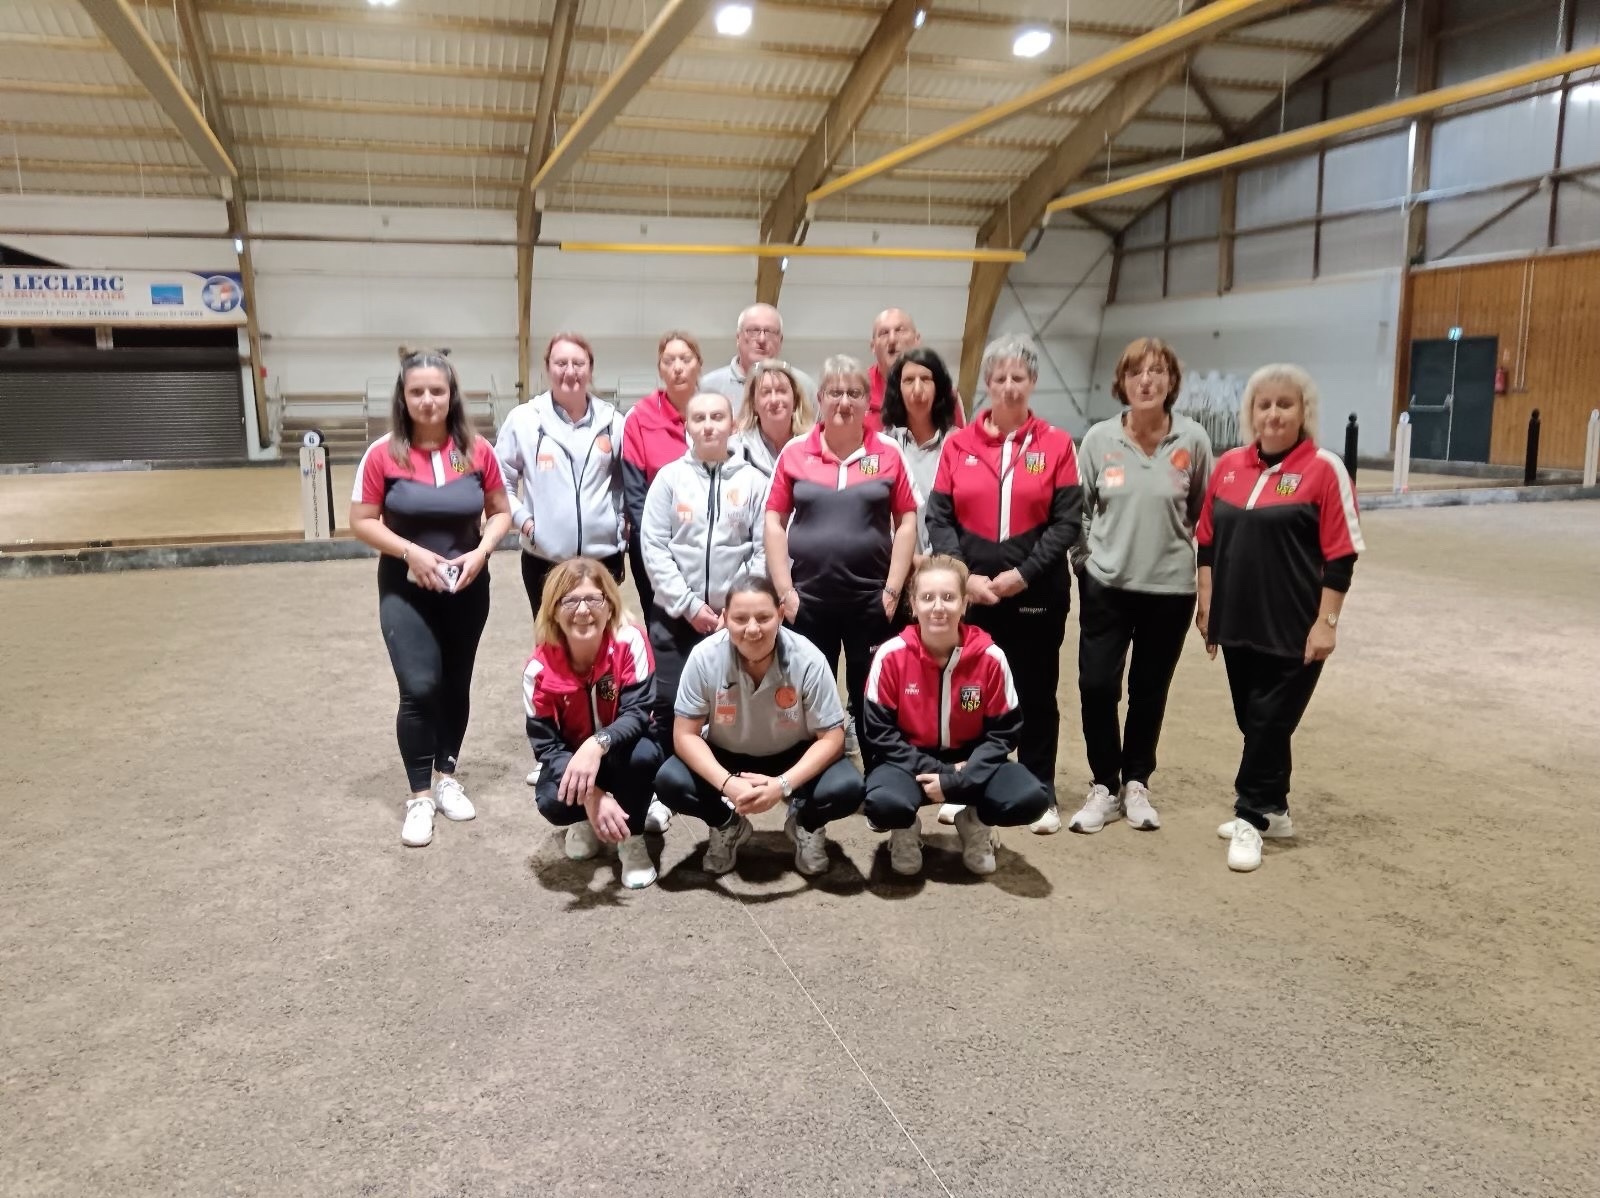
{"left": 654, "top": 579, "right": 863, "bottom": 877}
{"left": 700, "top": 303, "right": 818, "bottom": 414}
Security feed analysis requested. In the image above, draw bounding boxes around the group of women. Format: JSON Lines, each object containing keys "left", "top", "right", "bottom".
{"left": 350, "top": 323, "right": 1362, "bottom": 885}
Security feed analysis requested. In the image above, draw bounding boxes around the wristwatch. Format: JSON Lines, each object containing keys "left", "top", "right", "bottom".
{"left": 777, "top": 774, "right": 793, "bottom": 798}
{"left": 1324, "top": 613, "right": 1339, "bottom": 628}
{"left": 594, "top": 730, "right": 613, "bottom": 754}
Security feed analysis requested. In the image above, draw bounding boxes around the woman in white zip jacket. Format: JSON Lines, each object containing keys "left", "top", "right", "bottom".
{"left": 641, "top": 391, "right": 771, "bottom": 751}
{"left": 495, "top": 333, "right": 626, "bottom": 615}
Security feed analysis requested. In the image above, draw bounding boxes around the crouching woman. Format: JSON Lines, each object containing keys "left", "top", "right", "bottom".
{"left": 523, "top": 557, "right": 663, "bottom": 889}
{"left": 861, "top": 555, "right": 1051, "bottom": 876}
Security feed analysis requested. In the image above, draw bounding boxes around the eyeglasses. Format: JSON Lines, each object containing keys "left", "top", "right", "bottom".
{"left": 1128, "top": 366, "right": 1170, "bottom": 379}
{"left": 558, "top": 595, "right": 611, "bottom": 612}
{"left": 822, "top": 387, "right": 866, "bottom": 401}
{"left": 740, "top": 326, "right": 782, "bottom": 339}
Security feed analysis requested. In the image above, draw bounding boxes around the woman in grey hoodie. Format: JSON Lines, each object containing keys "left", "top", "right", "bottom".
{"left": 641, "top": 391, "right": 770, "bottom": 752}
{"left": 496, "top": 333, "right": 626, "bottom": 615}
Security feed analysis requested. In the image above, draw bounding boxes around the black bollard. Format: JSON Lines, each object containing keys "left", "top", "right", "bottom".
{"left": 1524, "top": 409, "right": 1541, "bottom": 486}
{"left": 1343, "top": 413, "right": 1359, "bottom": 483}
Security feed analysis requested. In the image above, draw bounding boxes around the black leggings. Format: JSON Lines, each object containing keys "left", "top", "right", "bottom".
{"left": 791, "top": 593, "right": 893, "bottom": 743}
{"left": 646, "top": 608, "right": 706, "bottom": 753}
{"left": 520, "top": 551, "right": 625, "bottom": 617}
{"left": 966, "top": 586, "right": 1070, "bottom": 793}
{"left": 863, "top": 762, "right": 1051, "bottom": 829}
{"left": 655, "top": 746, "right": 864, "bottom": 832}
{"left": 535, "top": 737, "right": 663, "bottom": 836}
{"left": 378, "top": 558, "right": 492, "bottom": 792}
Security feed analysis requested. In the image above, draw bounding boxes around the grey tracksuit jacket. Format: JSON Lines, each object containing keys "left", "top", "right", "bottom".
{"left": 495, "top": 392, "right": 625, "bottom": 562}
{"left": 640, "top": 452, "right": 770, "bottom": 618}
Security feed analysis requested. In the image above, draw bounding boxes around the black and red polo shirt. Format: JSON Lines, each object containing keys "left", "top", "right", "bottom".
{"left": 355, "top": 434, "right": 504, "bottom": 560}
{"left": 1197, "top": 437, "right": 1364, "bottom": 658}
{"left": 766, "top": 426, "right": 918, "bottom": 604}
{"left": 925, "top": 413, "right": 1083, "bottom": 594}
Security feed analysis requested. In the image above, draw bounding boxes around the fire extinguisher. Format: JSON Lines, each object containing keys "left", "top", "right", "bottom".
{"left": 1494, "top": 364, "right": 1509, "bottom": 396}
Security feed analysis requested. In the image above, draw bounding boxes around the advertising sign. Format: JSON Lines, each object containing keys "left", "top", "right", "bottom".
{"left": 0, "top": 269, "right": 247, "bottom": 326}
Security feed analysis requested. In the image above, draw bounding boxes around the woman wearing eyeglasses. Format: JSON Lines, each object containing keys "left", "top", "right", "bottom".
{"left": 731, "top": 359, "right": 815, "bottom": 477}
{"left": 764, "top": 354, "right": 919, "bottom": 753}
{"left": 523, "top": 557, "right": 662, "bottom": 889}
{"left": 1067, "top": 337, "right": 1214, "bottom": 837}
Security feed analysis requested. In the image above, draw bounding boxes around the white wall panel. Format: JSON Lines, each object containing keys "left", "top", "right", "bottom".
{"left": 1438, "top": 6, "right": 1567, "bottom": 84}
{"left": 1116, "top": 249, "right": 1165, "bottom": 304}
{"left": 1320, "top": 212, "right": 1406, "bottom": 276}
{"left": 1559, "top": 81, "right": 1600, "bottom": 167}
{"left": 1322, "top": 133, "right": 1409, "bottom": 212}
{"left": 1329, "top": 60, "right": 1405, "bottom": 118}
{"left": 1098, "top": 271, "right": 1403, "bottom": 450}
{"left": 0, "top": 194, "right": 233, "bottom": 270}
{"left": 1165, "top": 243, "right": 1217, "bottom": 298}
{"left": 1237, "top": 156, "right": 1319, "bottom": 228}
{"left": 1426, "top": 190, "right": 1551, "bottom": 261}
{"left": 1234, "top": 227, "right": 1315, "bottom": 287}
{"left": 1430, "top": 97, "right": 1561, "bottom": 191}
{"left": 1170, "top": 179, "right": 1221, "bottom": 240}
{"left": 1555, "top": 180, "right": 1600, "bottom": 246}
{"left": 1124, "top": 202, "right": 1168, "bottom": 249}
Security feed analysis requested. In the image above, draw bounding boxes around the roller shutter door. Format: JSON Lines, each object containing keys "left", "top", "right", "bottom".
{"left": 0, "top": 350, "right": 244, "bottom": 464}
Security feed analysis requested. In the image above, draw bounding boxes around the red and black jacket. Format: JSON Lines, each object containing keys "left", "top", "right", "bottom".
{"left": 862, "top": 623, "right": 1022, "bottom": 798}
{"left": 925, "top": 413, "right": 1083, "bottom": 599}
{"left": 621, "top": 390, "right": 688, "bottom": 538}
{"left": 1197, "top": 437, "right": 1364, "bottom": 658}
{"left": 522, "top": 624, "right": 656, "bottom": 775}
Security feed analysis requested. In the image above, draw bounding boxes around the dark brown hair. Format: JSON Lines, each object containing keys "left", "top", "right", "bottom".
{"left": 1111, "top": 337, "right": 1183, "bottom": 412}
{"left": 388, "top": 346, "right": 472, "bottom": 466}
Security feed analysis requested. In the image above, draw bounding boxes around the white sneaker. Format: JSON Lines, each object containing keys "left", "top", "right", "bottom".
{"left": 785, "top": 807, "right": 830, "bottom": 876}
{"left": 1228, "top": 820, "right": 1263, "bottom": 872}
{"left": 1068, "top": 784, "right": 1122, "bottom": 833}
{"left": 936, "top": 803, "right": 966, "bottom": 825}
{"left": 1217, "top": 812, "right": 1295, "bottom": 840}
{"left": 888, "top": 826, "right": 923, "bottom": 875}
{"left": 565, "top": 821, "right": 601, "bottom": 861}
{"left": 644, "top": 797, "right": 672, "bottom": 834}
{"left": 954, "top": 806, "right": 997, "bottom": 875}
{"left": 1030, "top": 803, "right": 1062, "bottom": 835}
{"left": 617, "top": 835, "right": 657, "bottom": 889}
{"left": 525, "top": 762, "right": 542, "bottom": 786}
{"left": 401, "top": 796, "right": 435, "bottom": 847}
{"left": 434, "top": 776, "right": 475, "bottom": 822}
{"left": 1121, "top": 781, "right": 1159, "bottom": 831}
{"left": 703, "top": 815, "right": 752, "bottom": 875}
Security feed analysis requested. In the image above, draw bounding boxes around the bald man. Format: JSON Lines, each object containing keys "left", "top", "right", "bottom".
{"left": 702, "top": 303, "right": 818, "bottom": 413}
{"left": 866, "top": 308, "right": 964, "bottom": 435}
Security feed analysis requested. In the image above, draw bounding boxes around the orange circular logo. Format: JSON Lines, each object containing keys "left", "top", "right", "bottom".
{"left": 1170, "top": 448, "right": 1191, "bottom": 472}
{"left": 774, "top": 686, "right": 798, "bottom": 708}
{"left": 595, "top": 435, "right": 613, "bottom": 455}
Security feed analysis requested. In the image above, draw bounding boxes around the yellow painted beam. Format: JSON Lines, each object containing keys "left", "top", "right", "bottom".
{"left": 1048, "top": 43, "right": 1600, "bottom": 213}
{"left": 559, "top": 243, "right": 1026, "bottom": 264}
{"left": 805, "top": 0, "right": 1297, "bottom": 207}
{"left": 77, "top": 0, "right": 236, "bottom": 178}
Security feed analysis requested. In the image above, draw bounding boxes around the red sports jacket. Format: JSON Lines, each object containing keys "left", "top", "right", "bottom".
{"left": 522, "top": 624, "right": 656, "bottom": 773}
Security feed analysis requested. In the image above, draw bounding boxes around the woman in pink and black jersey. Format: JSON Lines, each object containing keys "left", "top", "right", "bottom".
{"left": 1197, "top": 364, "right": 1363, "bottom": 874}
{"left": 350, "top": 348, "right": 512, "bottom": 849}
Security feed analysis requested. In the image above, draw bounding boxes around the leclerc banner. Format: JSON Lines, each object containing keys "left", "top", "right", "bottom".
{"left": 0, "top": 269, "right": 247, "bottom": 327}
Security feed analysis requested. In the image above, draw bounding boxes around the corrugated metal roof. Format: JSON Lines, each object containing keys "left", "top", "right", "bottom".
{"left": 0, "top": 0, "right": 1387, "bottom": 224}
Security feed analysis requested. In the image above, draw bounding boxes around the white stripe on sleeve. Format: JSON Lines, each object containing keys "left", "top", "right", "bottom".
{"left": 984, "top": 644, "right": 1021, "bottom": 712}
{"left": 522, "top": 657, "right": 545, "bottom": 719}
{"left": 1315, "top": 448, "right": 1366, "bottom": 554}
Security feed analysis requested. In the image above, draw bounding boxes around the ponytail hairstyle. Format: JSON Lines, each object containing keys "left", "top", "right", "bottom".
{"left": 389, "top": 346, "right": 473, "bottom": 466}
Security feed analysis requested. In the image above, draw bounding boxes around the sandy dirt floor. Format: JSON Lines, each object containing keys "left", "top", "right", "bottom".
{"left": 3, "top": 504, "right": 1597, "bottom": 1196}
{"left": 0, "top": 462, "right": 1479, "bottom": 548}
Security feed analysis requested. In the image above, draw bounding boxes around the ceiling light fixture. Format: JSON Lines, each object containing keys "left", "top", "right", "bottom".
{"left": 715, "top": 4, "right": 753, "bottom": 36}
{"left": 367, "top": 0, "right": 399, "bottom": 8}
{"left": 913, "top": 9, "right": 926, "bottom": 28}
{"left": 233, "top": 237, "right": 244, "bottom": 253}
{"left": 1012, "top": 28, "right": 1052, "bottom": 59}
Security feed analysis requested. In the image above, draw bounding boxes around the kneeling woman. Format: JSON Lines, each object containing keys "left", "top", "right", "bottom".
{"left": 861, "top": 556, "right": 1051, "bottom": 875}
{"left": 523, "top": 558, "right": 663, "bottom": 889}
{"left": 654, "top": 577, "right": 864, "bottom": 877}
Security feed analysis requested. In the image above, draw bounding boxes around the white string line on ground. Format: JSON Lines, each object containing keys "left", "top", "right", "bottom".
{"left": 734, "top": 896, "right": 957, "bottom": 1198}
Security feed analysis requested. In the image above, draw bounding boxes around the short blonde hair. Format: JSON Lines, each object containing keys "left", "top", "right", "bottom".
{"left": 739, "top": 359, "right": 815, "bottom": 438}
{"left": 912, "top": 553, "right": 970, "bottom": 597}
{"left": 1240, "top": 364, "right": 1321, "bottom": 446}
{"left": 819, "top": 353, "right": 869, "bottom": 398}
{"left": 535, "top": 557, "right": 628, "bottom": 648}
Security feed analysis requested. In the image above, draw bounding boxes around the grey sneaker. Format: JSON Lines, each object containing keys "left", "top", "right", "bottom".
{"left": 843, "top": 723, "right": 861, "bottom": 758}
{"left": 954, "top": 806, "right": 997, "bottom": 874}
{"left": 1121, "top": 781, "right": 1159, "bottom": 830}
{"left": 703, "top": 815, "right": 752, "bottom": 875}
{"left": 785, "top": 807, "right": 830, "bottom": 876}
{"left": 1068, "top": 784, "right": 1122, "bottom": 833}
{"left": 565, "top": 821, "right": 601, "bottom": 861}
{"left": 888, "top": 826, "right": 923, "bottom": 875}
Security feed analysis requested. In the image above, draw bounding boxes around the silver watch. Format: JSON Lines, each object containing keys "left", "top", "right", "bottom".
{"left": 594, "top": 730, "right": 613, "bottom": 754}
{"left": 1324, "top": 613, "right": 1339, "bottom": 628}
{"left": 777, "top": 774, "right": 793, "bottom": 798}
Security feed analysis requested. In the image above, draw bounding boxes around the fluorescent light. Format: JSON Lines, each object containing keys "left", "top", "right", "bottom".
{"left": 233, "top": 237, "right": 244, "bottom": 253}
{"left": 780, "top": 256, "right": 789, "bottom": 272}
{"left": 1013, "top": 28, "right": 1052, "bottom": 58}
{"left": 914, "top": 9, "right": 926, "bottom": 28}
{"left": 367, "top": 0, "right": 398, "bottom": 7}
{"left": 715, "top": 4, "right": 752, "bottom": 36}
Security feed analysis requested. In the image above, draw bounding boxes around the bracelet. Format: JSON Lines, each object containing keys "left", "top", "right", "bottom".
{"left": 717, "top": 771, "right": 735, "bottom": 796}
{"left": 401, "top": 544, "right": 411, "bottom": 562}
{"left": 883, "top": 586, "right": 900, "bottom": 601}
